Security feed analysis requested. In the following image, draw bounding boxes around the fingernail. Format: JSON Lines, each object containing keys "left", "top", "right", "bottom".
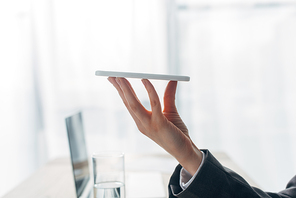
{"left": 141, "top": 79, "right": 147, "bottom": 86}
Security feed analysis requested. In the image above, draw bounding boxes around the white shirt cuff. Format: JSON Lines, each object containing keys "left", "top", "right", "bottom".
{"left": 179, "top": 151, "right": 205, "bottom": 190}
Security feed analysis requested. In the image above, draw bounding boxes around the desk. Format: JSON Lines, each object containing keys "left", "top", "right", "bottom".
{"left": 2, "top": 152, "right": 258, "bottom": 198}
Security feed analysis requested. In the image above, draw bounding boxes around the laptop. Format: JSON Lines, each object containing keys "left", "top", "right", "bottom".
{"left": 65, "top": 112, "right": 93, "bottom": 198}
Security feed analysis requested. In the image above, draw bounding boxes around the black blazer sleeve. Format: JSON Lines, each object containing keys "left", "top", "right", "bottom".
{"left": 168, "top": 150, "right": 296, "bottom": 198}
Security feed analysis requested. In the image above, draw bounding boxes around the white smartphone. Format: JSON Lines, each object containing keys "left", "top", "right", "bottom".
{"left": 95, "top": 70, "right": 190, "bottom": 81}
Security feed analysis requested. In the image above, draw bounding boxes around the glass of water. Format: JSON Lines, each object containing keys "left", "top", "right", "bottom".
{"left": 92, "top": 152, "right": 125, "bottom": 198}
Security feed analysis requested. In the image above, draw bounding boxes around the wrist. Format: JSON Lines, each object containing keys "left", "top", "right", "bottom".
{"left": 178, "top": 147, "right": 203, "bottom": 176}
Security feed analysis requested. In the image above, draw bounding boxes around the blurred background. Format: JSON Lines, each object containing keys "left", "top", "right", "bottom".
{"left": 1, "top": 0, "right": 296, "bottom": 196}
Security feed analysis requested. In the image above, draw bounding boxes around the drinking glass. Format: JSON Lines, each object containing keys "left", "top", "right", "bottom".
{"left": 92, "top": 152, "right": 125, "bottom": 198}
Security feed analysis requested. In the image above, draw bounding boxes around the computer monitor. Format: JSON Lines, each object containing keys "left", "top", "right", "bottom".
{"left": 65, "top": 112, "right": 92, "bottom": 198}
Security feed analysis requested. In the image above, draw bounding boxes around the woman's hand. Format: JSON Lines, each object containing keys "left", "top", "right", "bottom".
{"left": 108, "top": 77, "right": 202, "bottom": 175}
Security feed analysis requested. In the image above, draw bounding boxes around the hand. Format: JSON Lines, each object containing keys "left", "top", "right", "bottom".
{"left": 108, "top": 77, "right": 202, "bottom": 175}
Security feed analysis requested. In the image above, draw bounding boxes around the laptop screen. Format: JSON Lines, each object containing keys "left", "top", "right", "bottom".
{"left": 66, "top": 112, "right": 90, "bottom": 197}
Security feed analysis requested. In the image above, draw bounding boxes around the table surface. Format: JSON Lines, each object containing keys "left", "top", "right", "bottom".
{"left": 2, "top": 152, "right": 258, "bottom": 198}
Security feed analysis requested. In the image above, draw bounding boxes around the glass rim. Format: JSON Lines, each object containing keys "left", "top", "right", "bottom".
{"left": 92, "top": 151, "right": 124, "bottom": 158}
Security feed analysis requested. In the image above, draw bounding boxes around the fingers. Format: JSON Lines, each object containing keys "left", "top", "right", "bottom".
{"left": 108, "top": 77, "right": 149, "bottom": 121}
{"left": 107, "top": 77, "right": 126, "bottom": 103}
{"left": 110, "top": 77, "right": 174, "bottom": 117}
{"left": 163, "top": 81, "right": 178, "bottom": 113}
{"left": 121, "top": 77, "right": 142, "bottom": 105}
{"left": 108, "top": 77, "right": 142, "bottom": 126}
{"left": 141, "top": 79, "right": 162, "bottom": 116}
{"left": 109, "top": 77, "right": 163, "bottom": 130}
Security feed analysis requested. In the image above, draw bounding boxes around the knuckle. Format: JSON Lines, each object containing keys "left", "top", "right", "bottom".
{"left": 151, "top": 99, "right": 158, "bottom": 108}
{"left": 149, "top": 119, "right": 163, "bottom": 133}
